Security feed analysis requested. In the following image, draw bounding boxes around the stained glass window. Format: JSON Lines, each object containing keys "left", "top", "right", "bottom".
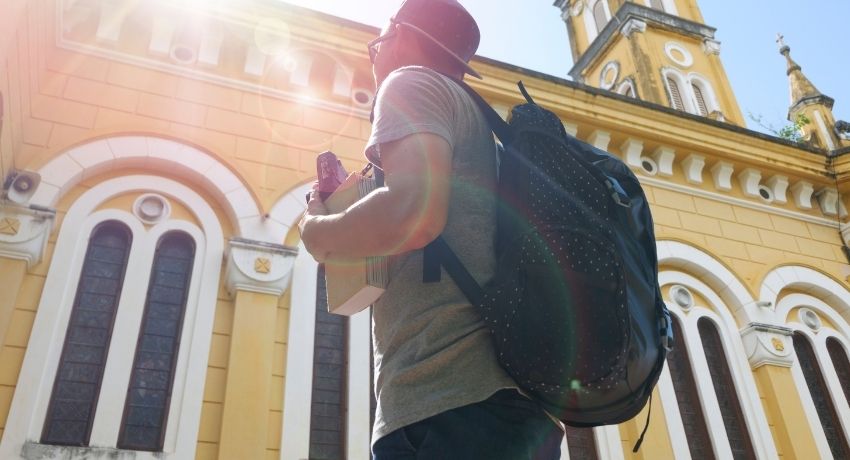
{"left": 666, "top": 316, "right": 714, "bottom": 459}
{"left": 565, "top": 426, "right": 598, "bottom": 459}
{"left": 42, "top": 222, "right": 132, "bottom": 446}
{"left": 117, "top": 232, "right": 195, "bottom": 451}
{"left": 794, "top": 333, "right": 850, "bottom": 458}
{"left": 826, "top": 338, "right": 850, "bottom": 411}
{"left": 698, "top": 318, "right": 756, "bottom": 460}
{"left": 309, "top": 265, "right": 348, "bottom": 460}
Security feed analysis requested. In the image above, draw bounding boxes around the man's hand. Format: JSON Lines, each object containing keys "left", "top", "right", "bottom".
{"left": 298, "top": 184, "right": 331, "bottom": 262}
{"left": 297, "top": 132, "right": 452, "bottom": 259}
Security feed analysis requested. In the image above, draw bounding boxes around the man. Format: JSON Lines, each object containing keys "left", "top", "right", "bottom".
{"left": 299, "top": 1, "right": 563, "bottom": 458}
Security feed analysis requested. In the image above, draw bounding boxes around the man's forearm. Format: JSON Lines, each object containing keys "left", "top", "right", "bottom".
{"left": 308, "top": 186, "right": 438, "bottom": 259}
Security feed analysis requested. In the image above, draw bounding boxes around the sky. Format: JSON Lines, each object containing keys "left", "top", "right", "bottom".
{"left": 278, "top": 0, "right": 849, "bottom": 137}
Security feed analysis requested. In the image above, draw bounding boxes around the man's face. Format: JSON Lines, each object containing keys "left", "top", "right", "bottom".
{"left": 370, "top": 22, "right": 399, "bottom": 87}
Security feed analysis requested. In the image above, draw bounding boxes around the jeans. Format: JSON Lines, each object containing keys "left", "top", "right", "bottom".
{"left": 372, "top": 389, "right": 563, "bottom": 460}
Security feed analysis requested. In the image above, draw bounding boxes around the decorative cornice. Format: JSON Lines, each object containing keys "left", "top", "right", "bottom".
{"left": 740, "top": 322, "right": 795, "bottom": 369}
{"left": 225, "top": 237, "right": 299, "bottom": 297}
{"left": 620, "top": 18, "right": 647, "bottom": 38}
{"left": 0, "top": 203, "right": 55, "bottom": 269}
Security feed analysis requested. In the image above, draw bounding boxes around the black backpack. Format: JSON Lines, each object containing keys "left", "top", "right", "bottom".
{"left": 422, "top": 80, "right": 673, "bottom": 448}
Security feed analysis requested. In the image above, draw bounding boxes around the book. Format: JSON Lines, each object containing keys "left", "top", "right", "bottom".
{"left": 322, "top": 171, "right": 388, "bottom": 316}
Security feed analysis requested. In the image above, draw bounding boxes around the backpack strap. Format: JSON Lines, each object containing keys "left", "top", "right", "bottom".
{"left": 423, "top": 236, "right": 485, "bottom": 307}
{"left": 423, "top": 79, "right": 516, "bottom": 287}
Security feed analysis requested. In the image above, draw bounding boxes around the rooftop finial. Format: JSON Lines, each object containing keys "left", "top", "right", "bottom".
{"left": 776, "top": 33, "right": 786, "bottom": 50}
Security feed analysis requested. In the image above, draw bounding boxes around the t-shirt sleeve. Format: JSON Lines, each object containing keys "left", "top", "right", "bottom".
{"left": 365, "top": 68, "right": 456, "bottom": 166}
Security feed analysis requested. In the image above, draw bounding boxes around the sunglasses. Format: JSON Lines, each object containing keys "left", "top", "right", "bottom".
{"left": 368, "top": 29, "right": 397, "bottom": 64}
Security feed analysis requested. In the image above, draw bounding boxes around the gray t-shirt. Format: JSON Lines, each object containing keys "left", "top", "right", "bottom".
{"left": 365, "top": 67, "right": 516, "bottom": 444}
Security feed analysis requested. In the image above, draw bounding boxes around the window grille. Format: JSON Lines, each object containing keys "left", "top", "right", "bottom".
{"left": 794, "top": 333, "right": 850, "bottom": 458}
{"left": 666, "top": 76, "right": 685, "bottom": 111}
{"left": 826, "top": 338, "right": 850, "bottom": 410}
{"left": 698, "top": 318, "right": 756, "bottom": 460}
{"left": 565, "top": 426, "right": 598, "bottom": 459}
{"left": 692, "top": 83, "right": 709, "bottom": 116}
{"left": 42, "top": 222, "right": 132, "bottom": 446}
{"left": 117, "top": 232, "right": 195, "bottom": 451}
{"left": 666, "top": 317, "right": 714, "bottom": 459}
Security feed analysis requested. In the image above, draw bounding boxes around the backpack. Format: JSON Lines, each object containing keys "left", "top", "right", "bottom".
{"left": 422, "top": 79, "right": 673, "bottom": 447}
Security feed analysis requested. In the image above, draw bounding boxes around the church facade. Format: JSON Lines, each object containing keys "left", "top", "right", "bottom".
{"left": 0, "top": 0, "right": 849, "bottom": 459}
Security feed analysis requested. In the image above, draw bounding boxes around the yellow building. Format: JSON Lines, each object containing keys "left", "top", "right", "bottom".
{"left": 0, "top": 0, "right": 849, "bottom": 459}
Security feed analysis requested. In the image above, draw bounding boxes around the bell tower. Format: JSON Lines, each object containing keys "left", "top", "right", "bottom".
{"left": 777, "top": 36, "right": 849, "bottom": 151}
{"left": 553, "top": 0, "right": 745, "bottom": 126}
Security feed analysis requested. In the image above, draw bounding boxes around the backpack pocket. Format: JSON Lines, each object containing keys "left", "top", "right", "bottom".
{"left": 485, "top": 226, "right": 629, "bottom": 396}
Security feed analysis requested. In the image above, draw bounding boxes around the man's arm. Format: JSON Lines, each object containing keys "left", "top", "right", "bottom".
{"left": 299, "top": 132, "right": 452, "bottom": 261}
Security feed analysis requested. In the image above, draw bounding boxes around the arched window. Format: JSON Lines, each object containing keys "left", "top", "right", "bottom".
{"left": 692, "top": 83, "right": 709, "bottom": 116}
{"left": 794, "top": 333, "right": 850, "bottom": 458}
{"left": 309, "top": 265, "right": 348, "bottom": 459}
{"left": 117, "top": 232, "right": 196, "bottom": 451}
{"left": 665, "top": 76, "right": 685, "bottom": 111}
{"left": 592, "top": 1, "right": 608, "bottom": 36}
{"left": 41, "top": 222, "right": 132, "bottom": 446}
{"left": 666, "top": 316, "right": 714, "bottom": 459}
{"left": 616, "top": 80, "right": 637, "bottom": 99}
{"left": 565, "top": 427, "right": 598, "bottom": 459}
{"left": 698, "top": 318, "right": 756, "bottom": 460}
{"left": 826, "top": 338, "right": 850, "bottom": 408}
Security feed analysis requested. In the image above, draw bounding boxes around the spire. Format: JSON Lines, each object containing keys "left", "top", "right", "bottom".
{"left": 776, "top": 34, "right": 833, "bottom": 114}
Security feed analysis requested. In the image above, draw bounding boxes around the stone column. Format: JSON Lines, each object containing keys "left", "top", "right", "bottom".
{"left": 0, "top": 204, "right": 53, "bottom": 348}
{"left": 218, "top": 238, "right": 297, "bottom": 460}
{"left": 740, "top": 323, "right": 818, "bottom": 458}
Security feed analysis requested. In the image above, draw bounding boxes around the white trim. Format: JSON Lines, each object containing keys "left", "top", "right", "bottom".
{"left": 780, "top": 306, "right": 848, "bottom": 459}
{"left": 615, "top": 78, "right": 636, "bottom": 98}
{"left": 639, "top": 174, "right": 840, "bottom": 228}
{"left": 813, "top": 110, "right": 837, "bottom": 151}
{"left": 592, "top": 425, "right": 624, "bottom": 460}
{"left": 583, "top": 0, "right": 612, "bottom": 43}
{"left": 280, "top": 242, "right": 319, "bottom": 460}
{"left": 661, "top": 68, "right": 693, "bottom": 113}
{"left": 347, "top": 308, "right": 372, "bottom": 460}
{"left": 658, "top": 271, "right": 779, "bottom": 459}
{"left": 664, "top": 42, "right": 693, "bottom": 68}
{"left": 761, "top": 266, "right": 850, "bottom": 325}
{"left": 656, "top": 241, "right": 760, "bottom": 325}
{"left": 643, "top": 0, "right": 678, "bottom": 15}
{"left": 32, "top": 136, "right": 277, "bottom": 241}
{"left": 657, "top": 360, "right": 690, "bottom": 460}
{"left": 599, "top": 61, "right": 620, "bottom": 90}
{"left": 0, "top": 176, "right": 223, "bottom": 460}
{"left": 687, "top": 73, "right": 722, "bottom": 116}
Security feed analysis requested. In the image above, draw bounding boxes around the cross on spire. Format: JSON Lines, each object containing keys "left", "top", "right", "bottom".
{"left": 776, "top": 33, "right": 786, "bottom": 49}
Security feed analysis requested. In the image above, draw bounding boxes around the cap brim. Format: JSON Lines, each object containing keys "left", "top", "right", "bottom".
{"left": 398, "top": 22, "right": 482, "bottom": 79}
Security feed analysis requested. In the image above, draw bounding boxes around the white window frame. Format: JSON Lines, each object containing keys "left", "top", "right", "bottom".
{"left": 643, "top": 0, "right": 678, "bottom": 15}
{"left": 0, "top": 175, "right": 223, "bottom": 460}
{"left": 583, "top": 0, "right": 613, "bottom": 44}
{"left": 657, "top": 270, "right": 778, "bottom": 459}
{"left": 687, "top": 73, "right": 721, "bottom": 116}
{"left": 616, "top": 78, "right": 637, "bottom": 98}
{"left": 777, "top": 293, "right": 850, "bottom": 459}
{"left": 662, "top": 68, "right": 722, "bottom": 117}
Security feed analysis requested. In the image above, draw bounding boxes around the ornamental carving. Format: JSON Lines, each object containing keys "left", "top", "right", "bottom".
{"left": 0, "top": 205, "right": 55, "bottom": 268}
{"left": 225, "top": 238, "right": 298, "bottom": 297}
{"left": 740, "top": 323, "right": 794, "bottom": 369}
